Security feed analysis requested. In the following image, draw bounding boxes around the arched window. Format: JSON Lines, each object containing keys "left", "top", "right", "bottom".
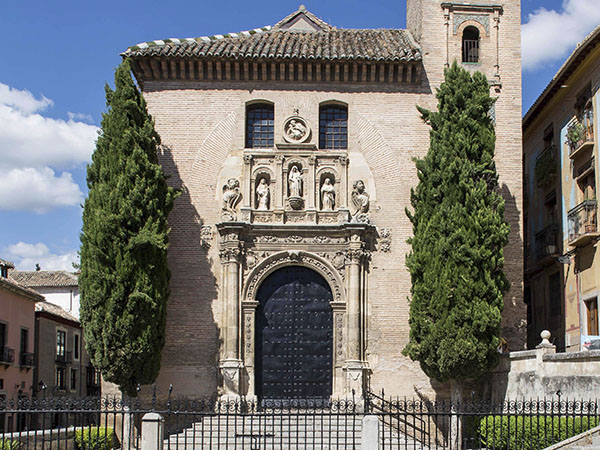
{"left": 319, "top": 104, "right": 348, "bottom": 149}
{"left": 246, "top": 103, "right": 274, "bottom": 148}
{"left": 462, "top": 26, "right": 480, "bottom": 63}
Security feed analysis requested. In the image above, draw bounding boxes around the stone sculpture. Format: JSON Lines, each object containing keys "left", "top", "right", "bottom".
{"left": 256, "top": 178, "right": 270, "bottom": 210}
{"left": 221, "top": 178, "right": 241, "bottom": 221}
{"left": 288, "top": 165, "right": 303, "bottom": 197}
{"left": 351, "top": 180, "right": 370, "bottom": 222}
{"left": 321, "top": 177, "right": 336, "bottom": 211}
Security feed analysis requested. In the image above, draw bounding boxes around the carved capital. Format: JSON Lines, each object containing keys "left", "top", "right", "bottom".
{"left": 346, "top": 248, "right": 366, "bottom": 264}
{"left": 275, "top": 155, "right": 285, "bottom": 163}
{"left": 308, "top": 155, "right": 317, "bottom": 165}
{"left": 220, "top": 247, "right": 242, "bottom": 263}
{"left": 243, "top": 154, "right": 253, "bottom": 164}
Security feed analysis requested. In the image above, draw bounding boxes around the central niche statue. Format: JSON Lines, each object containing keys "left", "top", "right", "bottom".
{"left": 221, "top": 178, "right": 241, "bottom": 221}
{"left": 320, "top": 177, "right": 335, "bottom": 211}
{"left": 351, "top": 180, "right": 370, "bottom": 222}
{"left": 288, "top": 165, "right": 303, "bottom": 210}
{"left": 256, "top": 178, "right": 270, "bottom": 210}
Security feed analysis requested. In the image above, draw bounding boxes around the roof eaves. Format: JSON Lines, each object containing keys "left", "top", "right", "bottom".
{"left": 0, "top": 277, "right": 45, "bottom": 302}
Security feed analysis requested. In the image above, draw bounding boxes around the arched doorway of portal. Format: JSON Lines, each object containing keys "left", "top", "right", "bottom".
{"left": 255, "top": 266, "right": 333, "bottom": 401}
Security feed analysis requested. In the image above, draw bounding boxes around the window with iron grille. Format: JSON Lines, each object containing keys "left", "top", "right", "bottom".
{"left": 56, "top": 330, "right": 66, "bottom": 357}
{"left": 246, "top": 104, "right": 274, "bottom": 148}
{"left": 319, "top": 105, "right": 348, "bottom": 149}
{"left": 462, "top": 26, "right": 480, "bottom": 63}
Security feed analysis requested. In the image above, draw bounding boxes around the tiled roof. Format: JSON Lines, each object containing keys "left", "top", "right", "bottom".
{"left": 0, "top": 277, "right": 45, "bottom": 302}
{"left": 11, "top": 270, "right": 78, "bottom": 288}
{"left": 36, "top": 301, "right": 79, "bottom": 324}
{"left": 124, "top": 7, "right": 421, "bottom": 63}
{"left": 0, "top": 258, "right": 15, "bottom": 269}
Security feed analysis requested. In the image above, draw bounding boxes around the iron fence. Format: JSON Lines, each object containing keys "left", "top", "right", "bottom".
{"left": 0, "top": 394, "right": 598, "bottom": 449}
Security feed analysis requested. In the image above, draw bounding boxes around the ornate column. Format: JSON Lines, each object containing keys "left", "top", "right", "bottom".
{"left": 338, "top": 156, "right": 350, "bottom": 222}
{"left": 241, "top": 300, "right": 259, "bottom": 398}
{"left": 343, "top": 230, "right": 369, "bottom": 397}
{"left": 218, "top": 226, "right": 244, "bottom": 397}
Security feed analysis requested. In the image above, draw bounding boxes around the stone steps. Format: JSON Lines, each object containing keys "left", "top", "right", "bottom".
{"left": 164, "top": 414, "right": 423, "bottom": 450}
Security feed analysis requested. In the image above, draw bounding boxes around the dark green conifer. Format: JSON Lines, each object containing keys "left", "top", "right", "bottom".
{"left": 79, "top": 60, "right": 178, "bottom": 396}
{"left": 403, "top": 62, "right": 509, "bottom": 383}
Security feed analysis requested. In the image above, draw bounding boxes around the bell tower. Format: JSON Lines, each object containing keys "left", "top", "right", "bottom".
{"left": 406, "top": 0, "right": 527, "bottom": 348}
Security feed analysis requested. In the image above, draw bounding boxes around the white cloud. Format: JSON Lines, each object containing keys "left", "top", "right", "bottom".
{"left": 68, "top": 112, "right": 94, "bottom": 123}
{"left": 0, "top": 102, "right": 98, "bottom": 170}
{"left": 0, "top": 83, "right": 97, "bottom": 213}
{"left": 0, "top": 83, "right": 53, "bottom": 115}
{"left": 5, "top": 241, "right": 79, "bottom": 271}
{"left": 522, "top": 0, "right": 600, "bottom": 71}
{"left": 0, "top": 167, "right": 83, "bottom": 214}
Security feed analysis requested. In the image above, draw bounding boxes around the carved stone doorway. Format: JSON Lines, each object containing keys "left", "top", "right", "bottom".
{"left": 255, "top": 266, "right": 333, "bottom": 400}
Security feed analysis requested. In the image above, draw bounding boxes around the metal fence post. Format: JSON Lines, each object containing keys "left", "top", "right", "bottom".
{"left": 142, "top": 413, "right": 164, "bottom": 450}
{"left": 362, "top": 415, "right": 380, "bottom": 450}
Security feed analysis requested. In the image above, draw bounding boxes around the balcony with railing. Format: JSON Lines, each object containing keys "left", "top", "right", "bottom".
{"left": 19, "top": 352, "right": 34, "bottom": 368}
{"left": 568, "top": 108, "right": 594, "bottom": 158}
{"left": 535, "top": 224, "right": 560, "bottom": 261}
{"left": 55, "top": 351, "right": 73, "bottom": 364}
{"left": 568, "top": 199, "right": 599, "bottom": 246}
{"left": 0, "top": 346, "right": 15, "bottom": 365}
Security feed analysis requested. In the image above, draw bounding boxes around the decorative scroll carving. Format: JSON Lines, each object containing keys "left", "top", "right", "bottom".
{"left": 245, "top": 314, "right": 253, "bottom": 355}
{"left": 379, "top": 228, "right": 392, "bottom": 253}
{"left": 254, "top": 235, "right": 346, "bottom": 244}
{"left": 351, "top": 180, "right": 370, "bottom": 223}
{"left": 222, "top": 178, "right": 242, "bottom": 221}
{"left": 335, "top": 314, "right": 344, "bottom": 357}
{"left": 346, "top": 248, "right": 367, "bottom": 263}
{"left": 200, "top": 225, "right": 213, "bottom": 248}
{"left": 453, "top": 13, "right": 490, "bottom": 35}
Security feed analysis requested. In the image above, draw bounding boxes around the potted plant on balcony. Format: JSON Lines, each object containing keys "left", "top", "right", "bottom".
{"left": 567, "top": 121, "right": 585, "bottom": 151}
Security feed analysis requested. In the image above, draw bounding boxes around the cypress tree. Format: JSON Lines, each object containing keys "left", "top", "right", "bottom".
{"left": 403, "top": 62, "right": 510, "bottom": 384}
{"left": 79, "top": 60, "right": 178, "bottom": 396}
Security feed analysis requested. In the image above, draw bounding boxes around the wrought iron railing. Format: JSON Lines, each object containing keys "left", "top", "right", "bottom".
{"left": 568, "top": 108, "right": 594, "bottom": 156}
{"left": 55, "top": 351, "right": 72, "bottom": 364}
{"left": 0, "top": 395, "right": 598, "bottom": 449}
{"left": 0, "top": 346, "right": 14, "bottom": 364}
{"left": 535, "top": 224, "right": 559, "bottom": 260}
{"left": 19, "top": 352, "right": 34, "bottom": 367}
{"left": 462, "top": 39, "right": 479, "bottom": 63}
{"left": 568, "top": 199, "right": 598, "bottom": 243}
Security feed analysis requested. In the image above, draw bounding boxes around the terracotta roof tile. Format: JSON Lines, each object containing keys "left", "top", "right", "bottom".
{"left": 0, "top": 277, "right": 45, "bottom": 302}
{"left": 36, "top": 301, "right": 79, "bottom": 324}
{"left": 0, "top": 258, "right": 15, "bottom": 269}
{"left": 124, "top": 7, "right": 421, "bottom": 63}
{"left": 10, "top": 270, "right": 78, "bottom": 288}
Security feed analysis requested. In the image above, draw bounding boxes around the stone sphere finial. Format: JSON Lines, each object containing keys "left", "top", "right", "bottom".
{"left": 299, "top": 4, "right": 306, "bottom": 11}
{"left": 537, "top": 330, "right": 553, "bottom": 348}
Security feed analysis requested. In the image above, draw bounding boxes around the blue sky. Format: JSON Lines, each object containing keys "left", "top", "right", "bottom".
{"left": 0, "top": 0, "right": 597, "bottom": 270}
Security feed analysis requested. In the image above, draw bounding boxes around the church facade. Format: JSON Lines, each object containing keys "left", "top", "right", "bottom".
{"left": 123, "top": 0, "right": 524, "bottom": 400}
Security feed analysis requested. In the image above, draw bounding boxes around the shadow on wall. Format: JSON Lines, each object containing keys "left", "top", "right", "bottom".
{"left": 144, "top": 145, "right": 221, "bottom": 400}
{"left": 499, "top": 183, "right": 526, "bottom": 352}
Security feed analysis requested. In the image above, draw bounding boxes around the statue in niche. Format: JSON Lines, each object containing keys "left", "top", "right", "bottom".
{"left": 288, "top": 165, "right": 303, "bottom": 197}
{"left": 320, "top": 177, "right": 336, "bottom": 211}
{"left": 221, "top": 178, "right": 241, "bottom": 221}
{"left": 351, "top": 180, "right": 370, "bottom": 222}
{"left": 256, "top": 178, "right": 270, "bottom": 210}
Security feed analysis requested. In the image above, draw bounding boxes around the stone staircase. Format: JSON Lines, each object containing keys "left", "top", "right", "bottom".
{"left": 570, "top": 432, "right": 600, "bottom": 450}
{"left": 164, "top": 414, "right": 425, "bottom": 449}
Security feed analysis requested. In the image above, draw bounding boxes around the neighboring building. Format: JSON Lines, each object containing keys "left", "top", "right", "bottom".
{"left": 0, "top": 258, "right": 43, "bottom": 432}
{"left": 122, "top": 1, "right": 524, "bottom": 400}
{"left": 523, "top": 26, "right": 600, "bottom": 352}
{"left": 11, "top": 271, "right": 80, "bottom": 319}
{"left": 33, "top": 302, "right": 99, "bottom": 398}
